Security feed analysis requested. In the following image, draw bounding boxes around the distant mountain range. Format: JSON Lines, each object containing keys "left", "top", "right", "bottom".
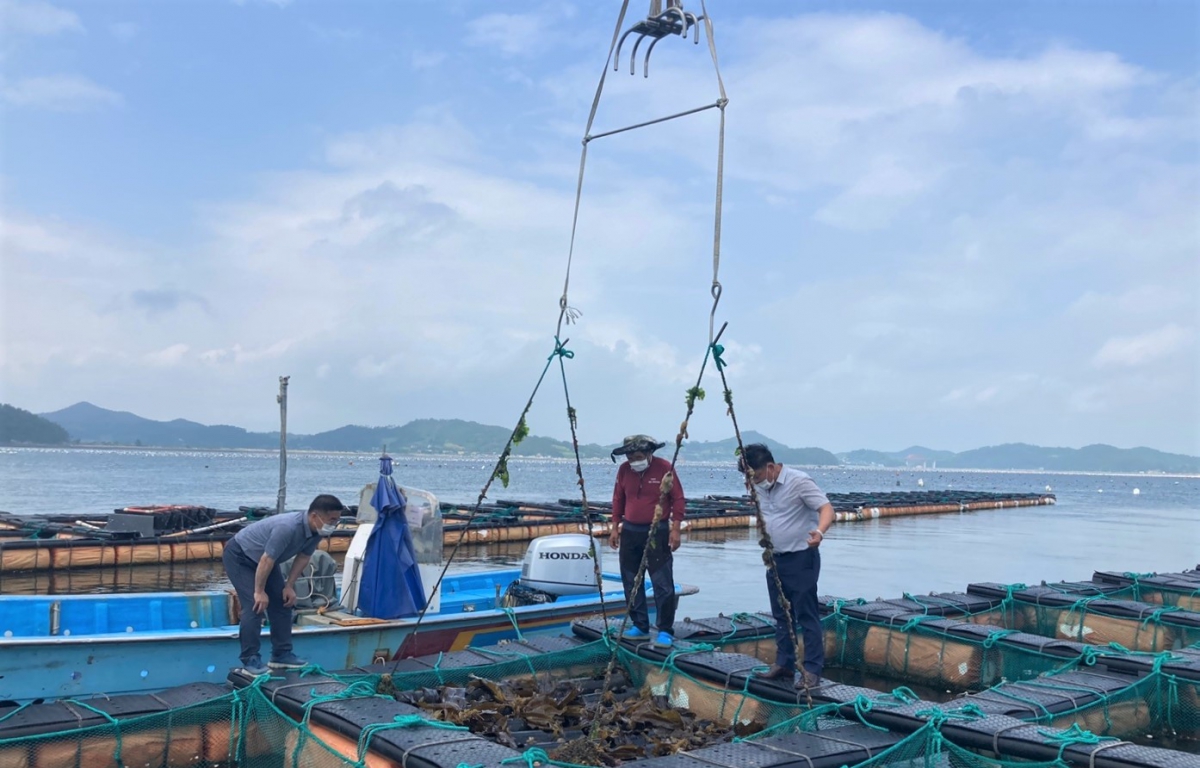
{"left": 1, "top": 401, "right": 1194, "bottom": 474}
{"left": 837, "top": 444, "right": 1200, "bottom": 474}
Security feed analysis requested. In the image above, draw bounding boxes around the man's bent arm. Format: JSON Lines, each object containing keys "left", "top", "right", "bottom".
{"left": 286, "top": 554, "right": 311, "bottom": 588}
{"left": 817, "top": 503, "right": 834, "bottom": 535}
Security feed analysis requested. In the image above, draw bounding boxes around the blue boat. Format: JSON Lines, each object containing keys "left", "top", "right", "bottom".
{"left": 0, "top": 563, "right": 693, "bottom": 702}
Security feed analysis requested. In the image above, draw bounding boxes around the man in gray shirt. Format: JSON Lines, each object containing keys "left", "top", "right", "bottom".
{"left": 739, "top": 444, "right": 834, "bottom": 689}
{"left": 222, "top": 494, "right": 345, "bottom": 675}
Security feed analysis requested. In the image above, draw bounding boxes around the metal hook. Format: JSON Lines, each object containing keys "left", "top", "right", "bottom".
{"left": 613, "top": 1, "right": 704, "bottom": 77}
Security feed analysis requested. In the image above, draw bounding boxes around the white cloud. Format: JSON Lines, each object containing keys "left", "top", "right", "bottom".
{"left": 145, "top": 344, "right": 190, "bottom": 367}
{"left": 0, "top": 0, "right": 81, "bottom": 36}
{"left": 1092, "top": 324, "right": 1193, "bottom": 368}
{"left": 2, "top": 75, "right": 122, "bottom": 111}
{"left": 467, "top": 12, "right": 552, "bottom": 57}
{"left": 200, "top": 340, "right": 296, "bottom": 367}
{"left": 1, "top": 9, "right": 1196, "bottom": 454}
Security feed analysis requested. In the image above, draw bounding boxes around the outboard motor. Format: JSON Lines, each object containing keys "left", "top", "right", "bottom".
{"left": 518, "top": 533, "right": 603, "bottom": 594}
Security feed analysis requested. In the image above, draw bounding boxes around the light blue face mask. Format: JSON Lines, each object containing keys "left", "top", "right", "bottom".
{"left": 629, "top": 459, "right": 650, "bottom": 472}
{"left": 319, "top": 522, "right": 337, "bottom": 536}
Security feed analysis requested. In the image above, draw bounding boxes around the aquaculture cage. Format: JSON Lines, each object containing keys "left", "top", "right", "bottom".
{"left": 1, "top": 624, "right": 1197, "bottom": 768}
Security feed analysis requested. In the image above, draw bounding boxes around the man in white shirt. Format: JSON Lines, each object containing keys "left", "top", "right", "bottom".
{"left": 739, "top": 443, "right": 834, "bottom": 689}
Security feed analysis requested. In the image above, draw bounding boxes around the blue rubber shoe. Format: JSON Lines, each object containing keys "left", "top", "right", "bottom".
{"left": 268, "top": 652, "right": 307, "bottom": 670}
{"left": 653, "top": 631, "right": 674, "bottom": 648}
{"left": 241, "top": 656, "right": 269, "bottom": 676}
{"left": 622, "top": 626, "right": 650, "bottom": 640}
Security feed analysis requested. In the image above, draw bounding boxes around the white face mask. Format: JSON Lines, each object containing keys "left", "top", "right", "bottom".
{"left": 319, "top": 523, "right": 337, "bottom": 536}
{"left": 754, "top": 473, "right": 774, "bottom": 493}
{"left": 629, "top": 459, "right": 650, "bottom": 473}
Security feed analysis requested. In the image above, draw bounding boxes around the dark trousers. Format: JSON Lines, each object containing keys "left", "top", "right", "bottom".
{"left": 766, "top": 548, "right": 823, "bottom": 675}
{"left": 618, "top": 523, "right": 677, "bottom": 634}
{"left": 223, "top": 541, "right": 294, "bottom": 664}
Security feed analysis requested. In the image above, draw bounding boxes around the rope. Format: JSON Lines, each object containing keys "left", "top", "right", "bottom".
{"left": 711, "top": 341, "right": 809, "bottom": 707}
{"left": 356, "top": 715, "right": 469, "bottom": 764}
{"left": 392, "top": 335, "right": 572, "bottom": 673}
{"left": 501, "top": 607, "right": 526, "bottom": 642}
{"left": 299, "top": 680, "right": 384, "bottom": 725}
{"left": 699, "top": 0, "right": 727, "bottom": 345}
{"left": 555, "top": 332, "right": 609, "bottom": 631}
{"left": 1036, "top": 724, "right": 1118, "bottom": 763}
{"left": 846, "top": 695, "right": 892, "bottom": 731}
{"left": 981, "top": 628, "right": 1021, "bottom": 649}
{"left": 554, "top": 0, "right": 631, "bottom": 337}
{"left": 657, "top": 642, "right": 715, "bottom": 670}
{"left": 594, "top": 322, "right": 726, "bottom": 722}
{"left": 63, "top": 699, "right": 124, "bottom": 765}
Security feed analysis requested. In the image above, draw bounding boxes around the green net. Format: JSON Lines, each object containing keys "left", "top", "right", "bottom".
{"left": 0, "top": 625, "right": 1195, "bottom": 768}
{"left": 0, "top": 680, "right": 353, "bottom": 768}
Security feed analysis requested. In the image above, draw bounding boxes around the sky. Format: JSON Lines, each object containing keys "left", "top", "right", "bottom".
{"left": 1, "top": 0, "right": 1197, "bottom": 456}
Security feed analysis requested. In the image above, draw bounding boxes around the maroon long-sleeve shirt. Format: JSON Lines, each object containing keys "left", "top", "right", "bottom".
{"left": 612, "top": 456, "right": 686, "bottom": 525}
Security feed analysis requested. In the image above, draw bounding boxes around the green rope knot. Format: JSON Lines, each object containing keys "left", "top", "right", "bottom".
{"left": 658, "top": 643, "right": 715, "bottom": 670}
{"left": 889, "top": 686, "right": 920, "bottom": 704}
{"left": 297, "top": 663, "right": 328, "bottom": 677}
{"left": 356, "top": 714, "right": 469, "bottom": 763}
{"left": 1143, "top": 606, "right": 1181, "bottom": 628}
{"left": 914, "top": 703, "right": 986, "bottom": 727}
{"left": 1079, "top": 647, "right": 1101, "bottom": 667}
{"left": 301, "top": 680, "right": 386, "bottom": 723}
{"left": 849, "top": 695, "right": 892, "bottom": 731}
{"left": 1036, "top": 723, "right": 1117, "bottom": 760}
{"left": 550, "top": 337, "right": 574, "bottom": 360}
{"left": 710, "top": 343, "right": 726, "bottom": 371}
{"left": 981, "top": 629, "right": 1019, "bottom": 649}
{"left": 1003, "top": 583, "right": 1028, "bottom": 601}
{"left": 899, "top": 616, "right": 933, "bottom": 633}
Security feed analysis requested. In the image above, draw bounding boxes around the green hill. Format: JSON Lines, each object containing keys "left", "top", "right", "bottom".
{"left": 32, "top": 402, "right": 1200, "bottom": 472}
{"left": 838, "top": 442, "right": 1200, "bottom": 473}
{"left": 0, "top": 404, "right": 70, "bottom": 445}
{"left": 679, "top": 430, "right": 841, "bottom": 466}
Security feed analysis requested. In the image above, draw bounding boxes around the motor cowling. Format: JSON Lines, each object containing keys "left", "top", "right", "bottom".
{"left": 519, "top": 534, "right": 602, "bottom": 596}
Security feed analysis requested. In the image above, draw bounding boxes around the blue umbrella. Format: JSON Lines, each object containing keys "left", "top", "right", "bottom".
{"left": 358, "top": 455, "right": 427, "bottom": 618}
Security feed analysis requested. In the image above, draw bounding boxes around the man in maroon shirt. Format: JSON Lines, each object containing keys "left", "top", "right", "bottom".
{"left": 609, "top": 434, "right": 684, "bottom": 648}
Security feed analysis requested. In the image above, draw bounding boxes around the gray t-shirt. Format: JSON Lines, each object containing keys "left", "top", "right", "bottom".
{"left": 758, "top": 467, "right": 830, "bottom": 553}
{"left": 231, "top": 511, "right": 320, "bottom": 563}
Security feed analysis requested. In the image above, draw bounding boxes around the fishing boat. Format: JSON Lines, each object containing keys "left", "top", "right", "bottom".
{"left": 0, "top": 486, "right": 695, "bottom": 702}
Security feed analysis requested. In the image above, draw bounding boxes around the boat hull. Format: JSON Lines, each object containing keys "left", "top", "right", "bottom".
{"left": 0, "top": 605, "right": 621, "bottom": 702}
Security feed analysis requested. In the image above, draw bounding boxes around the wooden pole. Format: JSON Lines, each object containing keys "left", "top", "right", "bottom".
{"left": 276, "top": 376, "right": 290, "bottom": 516}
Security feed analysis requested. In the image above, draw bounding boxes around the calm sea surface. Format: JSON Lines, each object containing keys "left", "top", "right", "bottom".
{"left": 1, "top": 447, "right": 1196, "bottom": 608}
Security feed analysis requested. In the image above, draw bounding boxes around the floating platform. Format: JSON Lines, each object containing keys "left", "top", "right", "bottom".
{"left": 0, "top": 491, "right": 1055, "bottom": 574}
{"left": 0, "top": 566, "right": 1195, "bottom": 767}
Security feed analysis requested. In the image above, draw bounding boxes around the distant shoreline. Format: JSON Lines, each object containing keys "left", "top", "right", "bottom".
{"left": 2, "top": 444, "right": 1197, "bottom": 479}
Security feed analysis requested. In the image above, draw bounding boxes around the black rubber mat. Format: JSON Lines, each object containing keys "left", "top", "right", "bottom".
{"left": 959, "top": 668, "right": 1139, "bottom": 719}
{"left": 942, "top": 713, "right": 1200, "bottom": 768}
{"left": 0, "top": 682, "right": 231, "bottom": 740}
{"left": 967, "top": 582, "right": 1125, "bottom": 604}
{"left": 878, "top": 592, "right": 1001, "bottom": 616}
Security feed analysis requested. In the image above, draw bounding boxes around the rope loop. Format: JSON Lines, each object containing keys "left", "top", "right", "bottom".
{"left": 981, "top": 629, "right": 1020, "bottom": 649}
{"left": 550, "top": 337, "right": 575, "bottom": 361}
{"left": 1036, "top": 723, "right": 1117, "bottom": 761}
